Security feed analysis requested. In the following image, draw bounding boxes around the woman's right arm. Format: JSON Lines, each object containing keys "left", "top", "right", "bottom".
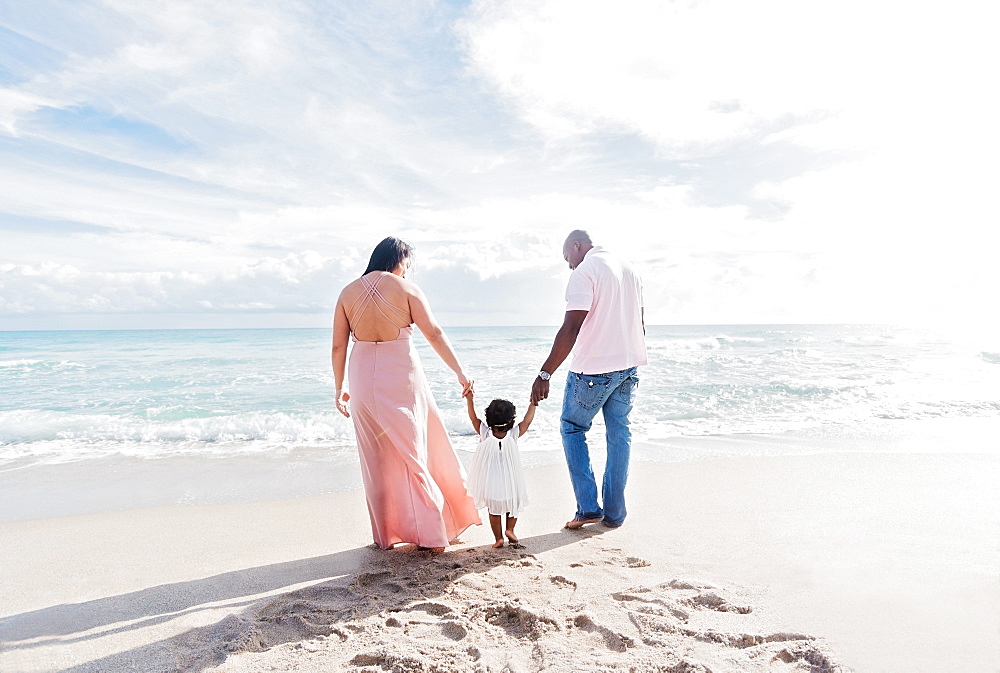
{"left": 408, "top": 283, "right": 473, "bottom": 395}
{"left": 331, "top": 297, "right": 351, "bottom": 418}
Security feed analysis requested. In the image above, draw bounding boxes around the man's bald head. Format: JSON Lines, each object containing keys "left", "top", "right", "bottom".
{"left": 563, "top": 230, "right": 594, "bottom": 270}
{"left": 564, "top": 230, "right": 592, "bottom": 247}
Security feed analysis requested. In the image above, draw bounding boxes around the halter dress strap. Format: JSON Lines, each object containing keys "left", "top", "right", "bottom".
{"left": 347, "top": 273, "right": 411, "bottom": 340}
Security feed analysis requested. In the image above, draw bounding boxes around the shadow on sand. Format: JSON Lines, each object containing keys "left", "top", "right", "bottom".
{"left": 1, "top": 527, "right": 608, "bottom": 672}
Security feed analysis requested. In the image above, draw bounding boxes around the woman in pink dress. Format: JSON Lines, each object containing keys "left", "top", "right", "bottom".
{"left": 332, "top": 237, "right": 480, "bottom": 552}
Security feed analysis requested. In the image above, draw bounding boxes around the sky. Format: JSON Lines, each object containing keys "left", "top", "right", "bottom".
{"left": 0, "top": 0, "right": 997, "bottom": 331}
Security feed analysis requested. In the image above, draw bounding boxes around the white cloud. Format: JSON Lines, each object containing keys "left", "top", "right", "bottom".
{"left": 459, "top": 0, "right": 823, "bottom": 151}
{"left": 0, "top": 88, "right": 59, "bottom": 136}
{"left": 455, "top": 0, "right": 999, "bottom": 328}
{"left": 2, "top": 0, "right": 997, "bottom": 332}
{"left": 458, "top": 1, "right": 996, "bottom": 156}
{"left": 0, "top": 252, "right": 354, "bottom": 315}
{"left": 5, "top": 1, "right": 495, "bottom": 206}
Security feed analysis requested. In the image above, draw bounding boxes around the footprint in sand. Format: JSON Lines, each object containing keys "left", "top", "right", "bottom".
{"left": 402, "top": 619, "right": 468, "bottom": 643}
{"left": 483, "top": 602, "right": 560, "bottom": 639}
{"left": 606, "top": 580, "right": 837, "bottom": 666}
{"left": 549, "top": 575, "right": 578, "bottom": 589}
{"left": 611, "top": 587, "right": 691, "bottom": 622}
{"left": 685, "top": 590, "right": 752, "bottom": 614}
{"left": 352, "top": 571, "right": 393, "bottom": 588}
{"left": 407, "top": 602, "right": 453, "bottom": 617}
{"left": 569, "top": 613, "right": 635, "bottom": 652}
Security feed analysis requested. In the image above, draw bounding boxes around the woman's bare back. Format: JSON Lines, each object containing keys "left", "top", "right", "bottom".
{"left": 340, "top": 272, "right": 413, "bottom": 342}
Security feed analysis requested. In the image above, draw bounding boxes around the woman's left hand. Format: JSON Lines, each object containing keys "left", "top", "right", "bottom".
{"left": 335, "top": 390, "right": 351, "bottom": 418}
{"left": 458, "top": 375, "right": 474, "bottom": 398}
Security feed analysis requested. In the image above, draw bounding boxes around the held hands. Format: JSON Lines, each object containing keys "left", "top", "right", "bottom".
{"left": 530, "top": 376, "right": 549, "bottom": 405}
{"left": 335, "top": 390, "right": 351, "bottom": 418}
{"left": 458, "top": 373, "right": 475, "bottom": 398}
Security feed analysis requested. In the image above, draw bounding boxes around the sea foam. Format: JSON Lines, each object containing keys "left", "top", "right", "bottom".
{"left": 2, "top": 325, "right": 999, "bottom": 468}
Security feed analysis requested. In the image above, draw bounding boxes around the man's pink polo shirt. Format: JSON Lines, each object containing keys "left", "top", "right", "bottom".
{"left": 565, "top": 247, "right": 647, "bottom": 375}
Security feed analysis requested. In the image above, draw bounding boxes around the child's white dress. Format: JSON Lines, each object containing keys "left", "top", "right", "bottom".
{"left": 466, "top": 424, "right": 529, "bottom": 517}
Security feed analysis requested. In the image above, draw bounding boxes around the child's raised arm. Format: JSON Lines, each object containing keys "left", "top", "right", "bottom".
{"left": 465, "top": 391, "right": 482, "bottom": 434}
{"left": 517, "top": 399, "right": 537, "bottom": 437}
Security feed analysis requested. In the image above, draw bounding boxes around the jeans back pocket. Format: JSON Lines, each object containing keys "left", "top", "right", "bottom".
{"left": 572, "top": 373, "right": 613, "bottom": 410}
{"left": 617, "top": 372, "right": 638, "bottom": 406}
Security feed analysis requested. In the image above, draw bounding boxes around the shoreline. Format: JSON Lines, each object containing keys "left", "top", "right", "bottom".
{"left": 3, "top": 415, "right": 997, "bottom": 524}
{"left": 2, "top": 445, "right": 998, "bottom": 672}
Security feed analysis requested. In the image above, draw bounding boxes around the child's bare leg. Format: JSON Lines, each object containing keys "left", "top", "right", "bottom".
{"left": 489, "top": 514, "right": 504, "bottom": 548}
{"left": 505, "top": 514, "right": 518, "bottom": 543}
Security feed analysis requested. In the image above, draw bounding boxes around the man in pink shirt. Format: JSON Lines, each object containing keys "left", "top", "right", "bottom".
{"left": 531, "top": 230, "right": 647, "bottom": 529}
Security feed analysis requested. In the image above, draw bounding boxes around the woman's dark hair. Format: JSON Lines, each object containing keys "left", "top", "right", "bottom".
{"left": 485, "top": 398, "right": 517, "bottom": 431}
{"left": 363, "top": 236, "right": 414, "bottom": 275}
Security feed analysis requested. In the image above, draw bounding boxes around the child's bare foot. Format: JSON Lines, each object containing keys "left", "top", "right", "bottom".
{"left": 417, "top": 546, "right": 445, "bottom": 554}
{"left": 505, "top": 530, "right": 518, "bottom": 544}
{"left": 492, "top": 539, "right": 505, "bottom": 548}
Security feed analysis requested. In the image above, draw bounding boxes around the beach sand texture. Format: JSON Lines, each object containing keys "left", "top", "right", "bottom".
{"left": 2, "top": 446, "right": 998, "bottom": 673}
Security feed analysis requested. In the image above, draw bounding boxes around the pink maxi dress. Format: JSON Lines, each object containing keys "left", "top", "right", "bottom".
{"left": 347, "top": 274, "right": 480, "bottom": 549}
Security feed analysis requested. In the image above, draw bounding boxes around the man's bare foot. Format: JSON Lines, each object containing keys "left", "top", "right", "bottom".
{"left": 505, "top": 530, "right": 519, "bottom": 544}
{"left": 492, "top": 539, "right": 505, "bottom": 548}
{"left": 565, "top": 516, "right": 603, "bottom": 529}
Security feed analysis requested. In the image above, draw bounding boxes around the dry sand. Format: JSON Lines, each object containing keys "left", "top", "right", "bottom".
{"left": 1, "top": 446, "right": 998, "bottom": 673}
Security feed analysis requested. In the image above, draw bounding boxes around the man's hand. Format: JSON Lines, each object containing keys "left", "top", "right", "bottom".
{"left": 531, "top": 376, "right": 549, "bottom": 405}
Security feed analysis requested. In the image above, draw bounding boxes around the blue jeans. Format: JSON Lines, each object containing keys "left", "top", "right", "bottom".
{"left": 560, "top": 367, "right": 638, "bottom": 527}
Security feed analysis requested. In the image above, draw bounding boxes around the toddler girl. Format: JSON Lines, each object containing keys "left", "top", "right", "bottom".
{"left": 464, "top": 392, "right": 535, "bottom": 548}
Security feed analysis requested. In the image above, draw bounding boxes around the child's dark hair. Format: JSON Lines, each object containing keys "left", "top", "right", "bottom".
{"left": 485, "top": 398, "right": 516, "bottom": 431}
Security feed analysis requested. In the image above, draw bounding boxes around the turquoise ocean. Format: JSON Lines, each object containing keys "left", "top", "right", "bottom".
{"left": 2, "top": 325, "right": 999, "bottom": 519}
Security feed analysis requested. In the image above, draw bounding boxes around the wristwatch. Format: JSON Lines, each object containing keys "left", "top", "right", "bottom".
{"left": 538, "top": 370, "right": 551, "bottom": 381}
